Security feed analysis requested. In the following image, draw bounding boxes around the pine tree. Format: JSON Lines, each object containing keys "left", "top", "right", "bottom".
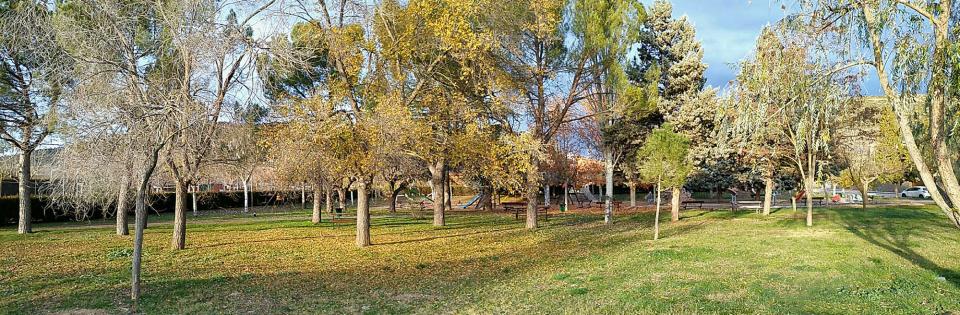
{"left": 640, "top": 0, "right": 706, "bottom": 117}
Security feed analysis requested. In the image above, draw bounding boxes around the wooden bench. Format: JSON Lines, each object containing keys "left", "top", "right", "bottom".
{"left": 797, "top": 197, "right": 825, "bottom": 206}
{"left": 597, "top": 199, "right": 623, "bottom": 212}
{"left": 330, "top": 207, "right": 353, "bottom": 224}
{"left": 399, "top": 201, "right": 430, "bottom": 219}
{"left": 574, "top": 194, "right": 590, "bottom": 208}
{"left": 501, "top": 202, "right": 549, "bottom": 221}
{"left": 681, "top": 200, "right": 704, "bottom": 210}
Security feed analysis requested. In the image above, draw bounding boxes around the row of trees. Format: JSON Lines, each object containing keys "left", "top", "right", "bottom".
{"left": 2, "top": 0, "right": 959, "bottom": 306}
{"left": 725, "top": 0, "right": 959, "bottom": 229}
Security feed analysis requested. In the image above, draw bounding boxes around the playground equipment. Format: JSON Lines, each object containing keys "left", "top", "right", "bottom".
{"left": 580, "top": 185, "right": 600, "bottom": 203}
{"left": 645, "top": 188, "right": 692, "bottom": 203}
{"left": 461, "top": 194, "right": 482, "bottom": 209}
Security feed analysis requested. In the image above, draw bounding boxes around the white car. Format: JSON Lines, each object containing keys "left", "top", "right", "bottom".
{"left": 901, "top": 186, "right": 932, "bottom": 199}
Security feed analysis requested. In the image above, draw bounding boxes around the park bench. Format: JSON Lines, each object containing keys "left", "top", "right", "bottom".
{"left": 573, "top": 194, "right": 590, "bottom": 208}
{"left": 501, "top": 202, "right": 549, "bottom": 221}
{"left": 681, "top": 200, "right": 704, "bottom": 210}
{"left": 330, "top": 207, "right": 353, "bottom": 224}
{"left": 399, "top": 200, "right": 430, "bottom": 219}
{"left": 597, "top": 198, "right": 623, "bottom": 212}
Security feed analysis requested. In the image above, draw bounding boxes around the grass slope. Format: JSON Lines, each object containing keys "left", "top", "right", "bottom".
{"left": 2, "top": 206, "right": 960, "bottom": 314}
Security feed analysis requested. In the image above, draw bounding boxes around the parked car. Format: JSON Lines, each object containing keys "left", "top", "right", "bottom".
{"left": 901, "top": 186, "right": 932, "bottom": 199}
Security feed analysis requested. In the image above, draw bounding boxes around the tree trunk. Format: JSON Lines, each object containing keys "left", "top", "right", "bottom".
{"left": 191, "top": 188, "right": 197, "bottom": 216}
{"left": 337, "top": 186, "right": 346, "bottom": 211}
{"left": 17, "top": 150, "right": 31, "bottom": 234}
{"left": 480, "top": 183, "right": 493, "bottom": 211}
{"left": 805, "top": 176, "right": 814, "bottom": 227}
{"left": 117, "top": 178, "right": 130, "bottom": 236}
{"left": 927, "top": 16, "right": 960, "bottom": 213}
{"left": 792, "top": 194, "right": 797, "bottom": 213}
{"left": 324, "top": 185, "right": 333, "bottom": 213}
{"left": 301, "top": 183, "right": 306, "bottom": 210}
{"left": 671, "top": 186, "right": 681, "bottom": 222}
{"left": 525, "top": 156, "right": 540, "bottom": 229}
{"left": 654, "top": 181, "right": 661, "bottom": 240}
{"left": 171, "top": 180, "right": 188, "bottom": 250}
{"left": 445, "top": 168, "right": 453, "bottom": 212}
{"left": 564, "top": 182, "right": 570, "bottom": 209}
{"left": 629, "top": 183, "right": 636, "bottom": 208}
{"left": 242, "top": 180, "right": 250, "bottom": 213}
{"left": 861, "top": 179, "right": 870, "bottom": 210}
{"left": 389, "top": 185, "right": 401, "bottom": 214}
{"left": 312, "top": 185, "right": 322, "bottom": 224}
{"left": 131, "top": 185, "right": 147, "bottom": 304}
{"left": 356, "top": 180, "right": 371, "bottom": 247}
{"left": 763, "top": 176, "right": 774, "bottom": 216}
{"left": 430, "top": 161, "right": 445, "bottom": 226}
{"left": 544, "top": 184, "right": 550, "bottom": 206}
{"left": 862, "top": 6, "right": 960, "bottom": 227}
{"left": 132, "top": 147, "right": 161, "bottom": 304}
{"left": 604, "top": 149, "right": 614, "bottom": 224}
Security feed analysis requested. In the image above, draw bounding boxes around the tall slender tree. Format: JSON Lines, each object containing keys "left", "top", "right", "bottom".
{"left": 797, "top": 0, "right": 960, "bottom": 226}
{"left": 574, "top": 0, "right": 646, "bottom": 225}
{"left": 733, "top": 24, "right": 850, "bottom": 227}
{"left": 0, "top": 1, "right": 71, "bottom": 234}
{"left": 637, "top": 124, "right": 691, "bottom": 240}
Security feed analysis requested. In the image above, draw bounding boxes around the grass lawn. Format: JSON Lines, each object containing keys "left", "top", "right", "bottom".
{"left": 3, "top": 205, "right": 960, "bottom": 314}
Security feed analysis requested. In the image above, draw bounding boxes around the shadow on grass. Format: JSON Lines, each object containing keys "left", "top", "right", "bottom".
{"left": 836, "top": 207, "right": 960, "bottom": 288}
{"left": 375, "top": 226, "right": 523, "bottom": 246}
{"left": 193, "top": 235, "right": 333, "bottom": 249}
{"left": 15, "top": 211, "right": 712, "bottom": 314}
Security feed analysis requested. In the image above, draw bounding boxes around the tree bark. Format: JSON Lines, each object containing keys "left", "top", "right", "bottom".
{"left": 671, "top": 186, "right": 681, "bottom": 222}
{"left": 805, "top": 176, "right": 814, "bottom": 227}
{"left": 604, "top": 149, "right": 614, "bottom": 224}
{"left": 480, "top": 183, "right": 493, "bottom": 211}
{"left": 629, "top": 183, "right": 636, "bottom": 208}
{"left": 861, "top": 179, "right": 870, "bottom": 210}
{"left": 325, "top": 185, "right": 333, "bottom": 213}
{"left": 862, "top": 5, "right": 960, "bottom": 227}
{"left": 242, "top": 179, "right": 250, "bottom": 213}
{"left": 337, "top": 186, "right": 346, "bottom": 211}
{"left": 525, "top": 157, "right": 540, "bottom": 229}
{"left": 301, "top": 183, "right": 306, "bottom": 210}
{"left": 117, "top": 177, "right": 130, "bottom": 236}
{"left": 430, "top": 161, "right": 445, "bottom": 226}
{"left": 356, "top": 180, "right": 371, "bottom": 247}
{"left": 132, "top": 185, "right": 147, "bottom": 304}
{"left": 544, "top": 184, "right": 550, "bottom": 206}
{"left": 191, "top": 188, "right": 197, "bottom": 216}
{"left": 445, "top": 166, "right": 453, "bottom": 212}
{"left": 171, "top": 180, "right": 188, "bottom": 250}
{"left": 926, "top": 10, "right": 960, "bottom": 212}
{"left": 654, "top": 180, "right": 661, "bottom": 240}
{"left": 17, "top": 150, "right": 31, "bottom": 234}
{"left": 132, "top": 147, "right": 162, "bottom": 304}
{"left": 792, "top": 194, "right": 797, "bottom": 213}
{"left": 389, "top": 183, "right": 401, "bottom": 214}
{"left": 312, "top": 185, "right": 322, "bottom": 224}
{"left": 762, "top": 176, "right": 774, "bottom": 216}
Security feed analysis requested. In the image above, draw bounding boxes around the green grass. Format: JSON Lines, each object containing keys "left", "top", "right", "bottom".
{"left": 2, "top": 206, "right": 960, "bottom": 314}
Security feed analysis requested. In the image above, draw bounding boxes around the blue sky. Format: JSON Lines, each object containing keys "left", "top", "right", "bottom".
{"left": 647, "top": 0, "right": 789, "bottom": 89}
{"left": 654, "top": 0, "right": 882, "bottom": 94}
